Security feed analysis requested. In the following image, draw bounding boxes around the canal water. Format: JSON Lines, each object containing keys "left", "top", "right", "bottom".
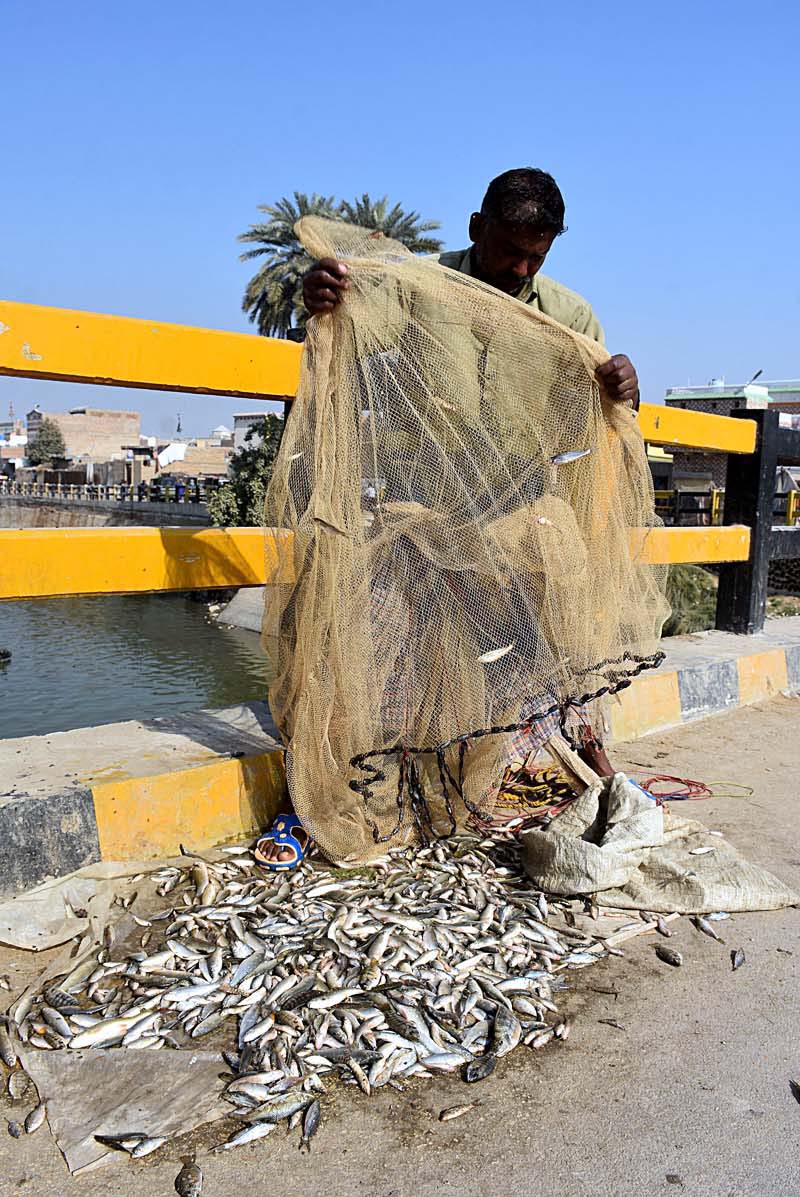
{"left": 0, "top": 595, "right": 271, "bottom": 740}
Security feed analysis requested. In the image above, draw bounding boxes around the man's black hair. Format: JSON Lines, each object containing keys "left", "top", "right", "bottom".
{"left": 480, "top": 168, "right": 566, "bottom": 236}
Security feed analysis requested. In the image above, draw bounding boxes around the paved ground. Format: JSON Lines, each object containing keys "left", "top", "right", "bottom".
{"left": 1, "top": 695, "right": 799, "bottom": 1197}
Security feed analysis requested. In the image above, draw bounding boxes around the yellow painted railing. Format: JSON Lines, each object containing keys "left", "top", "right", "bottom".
{"left": 0, "top": 300, "right": 301, "bottom": 399}
{"left": 0, "top": 525, "right": 751, "bottom": 601}
{"left": 1, "top": 300, "right": 755, "bottom": 452}
{"left": 0, "top": 300, "right": 758, "bottom": 600}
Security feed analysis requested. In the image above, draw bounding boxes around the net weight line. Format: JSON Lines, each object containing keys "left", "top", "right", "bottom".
{"left": 349, "top": 649, "right": 666, "bottom": 844}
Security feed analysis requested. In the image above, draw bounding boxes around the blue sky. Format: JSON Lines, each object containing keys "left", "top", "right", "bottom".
{"left": 2, "top": 0, "right": 798, "bottom": 437}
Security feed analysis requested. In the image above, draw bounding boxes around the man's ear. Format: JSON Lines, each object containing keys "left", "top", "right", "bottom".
{"left": 468, "top": 212, "right": 485, "bottom": 243}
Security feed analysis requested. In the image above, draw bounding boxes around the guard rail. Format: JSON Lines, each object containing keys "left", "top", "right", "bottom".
{"left": 1, "top": 298, "right": 796, "bottom": 632}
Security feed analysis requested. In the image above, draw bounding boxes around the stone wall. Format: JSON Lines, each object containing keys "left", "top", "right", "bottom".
{"left": 0, "top": 496, "right": 210, "bottom": 528}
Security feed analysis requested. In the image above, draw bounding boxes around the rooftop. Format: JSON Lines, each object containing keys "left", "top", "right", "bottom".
{"left": 666, "top": 379, "right": 800, "bottom": 400}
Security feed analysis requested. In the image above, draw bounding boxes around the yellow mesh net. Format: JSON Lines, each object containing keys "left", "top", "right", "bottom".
{"left": 263, "top": 217, "right": 669, "bottom": 863}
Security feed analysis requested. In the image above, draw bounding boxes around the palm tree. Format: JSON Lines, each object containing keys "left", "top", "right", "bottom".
{"left": 338, "top": 194, "right": 442, "bottom": 254}
{"left": 239, "top": 192, "right": 443, "bottom": 338}
{"left": 238, "top": 192, "right": 340, "bottom": 338}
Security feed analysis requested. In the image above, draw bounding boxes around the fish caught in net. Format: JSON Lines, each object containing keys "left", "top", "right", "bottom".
{"left": 263, "top": 217, "right": 669, "bottom": 863}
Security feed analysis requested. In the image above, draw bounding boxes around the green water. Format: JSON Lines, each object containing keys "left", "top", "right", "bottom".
{"left": 0, "top": 594, "right": 270, "bottom": 740}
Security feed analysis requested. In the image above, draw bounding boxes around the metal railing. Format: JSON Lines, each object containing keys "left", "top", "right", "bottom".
{"left": 654, "top": 488, "right": 800, "bottom": 528}
{"left": 0, "top": 298, "right": 796, "bottom": 632}
{"left": 0, "top": 478, "right": 220, "bottom": 505}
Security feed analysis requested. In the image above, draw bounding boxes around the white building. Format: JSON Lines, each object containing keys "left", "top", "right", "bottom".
{"left": 233, "top": 412, "right": 268, "bottom": 451}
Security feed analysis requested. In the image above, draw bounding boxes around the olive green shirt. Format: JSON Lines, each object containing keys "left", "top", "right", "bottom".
{"left": 435, "top": 247, "right": 605, "bottom": 346}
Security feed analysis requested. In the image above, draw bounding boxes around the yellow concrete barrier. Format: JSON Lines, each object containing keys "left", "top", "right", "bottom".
{"left": 637, "top": 403, "right": 756, "bottom": 455}
{"left": 92, "top": 753, "right": 286, "bottom": 861}
{"left": 629, "top": 524, "right": 750, "bottom": 566}
{"left": 0, "top": 300, "right": 302, "bottom": 399}
{"left": 0, "top": 524, "right": 750, "bottom": 600}
{"left": 0, "top": 527, "right": 288, "bottom": 598}
{"left": 0, "top": 302, "right": 756, "bottom": 458}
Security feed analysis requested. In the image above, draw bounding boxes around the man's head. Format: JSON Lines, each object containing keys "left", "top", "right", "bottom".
{"left": 468, "top": 168, "right": 566, "bottom": 294}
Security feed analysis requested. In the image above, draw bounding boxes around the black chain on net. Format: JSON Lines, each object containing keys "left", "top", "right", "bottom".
{"left": 349, "top": 649, "right": 665, "bottom": 844}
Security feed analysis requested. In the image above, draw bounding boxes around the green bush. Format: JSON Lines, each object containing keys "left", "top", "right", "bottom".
{"left": 28, "top": 417, "right": 66, "bottom": 466}
{"left": 662, "top": 565, "right": 717, "bottom": 636}
{"left": 207, "top": 414, "right": 284, "bottom": 527}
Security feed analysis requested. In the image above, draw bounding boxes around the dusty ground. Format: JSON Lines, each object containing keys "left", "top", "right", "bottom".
{"left": 1, "top": 695, "right": 799, "bottom": 1197}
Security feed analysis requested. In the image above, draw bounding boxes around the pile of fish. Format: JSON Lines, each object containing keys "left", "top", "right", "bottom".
{"left": 5, "top": 834, "right": 615, "bottom": 1153}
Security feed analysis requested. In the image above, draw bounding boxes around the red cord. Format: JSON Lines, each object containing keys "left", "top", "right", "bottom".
{"left": 638, "top": 774, "right": 712, "bottom": 801}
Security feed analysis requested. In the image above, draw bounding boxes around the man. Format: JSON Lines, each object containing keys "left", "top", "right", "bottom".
{"left": 303, "top": 167, "right": 640, "bottom": 409}
{"left": 257, "top": 169, "right": 639, "bottom": 865}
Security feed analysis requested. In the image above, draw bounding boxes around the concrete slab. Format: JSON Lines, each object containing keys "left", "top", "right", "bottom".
{"left": 0, "top": 696, "right": 798, "bottom": 1196}
{"left": 0, "top": 701, "right": 280, "bottom": 800}
{"left": 607, "top": 616, "right": 800, "bottom": 738}
{"left": 218, "top": 586, "right": 266, "bottom": 633}
{"left": 0, "top": 702, "right": 285, "bottom": 896}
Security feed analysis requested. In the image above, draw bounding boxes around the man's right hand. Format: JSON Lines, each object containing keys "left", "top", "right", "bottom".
{"left": 303, "top": 258, "right": 350, "bottom": 315}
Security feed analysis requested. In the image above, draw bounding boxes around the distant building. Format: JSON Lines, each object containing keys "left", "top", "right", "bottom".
{"left": 156, "top": 441, "right": 232, "bottom": 479}
{"left": 26, "top": 406, "right": 141, "bottom": 462}
{"left": 0, "top": 401, "right": 23, "bottom": 441}
{"left": 233, "top": 412, "right": 274, "bottom": 451}
{"left": 210, "top": 424, "right": 233, "bottom": 445}
{"left": 665, "top": 379, "right": 800, "bottom": 488}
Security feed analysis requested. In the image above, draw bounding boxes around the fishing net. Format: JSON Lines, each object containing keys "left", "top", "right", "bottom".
{"left": 263, "top": 217, "right": 669, "bottom": 863}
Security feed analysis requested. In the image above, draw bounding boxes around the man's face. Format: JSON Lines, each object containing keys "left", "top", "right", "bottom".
{"left": 468, "top": 214, "right": 557, "bottom": 294}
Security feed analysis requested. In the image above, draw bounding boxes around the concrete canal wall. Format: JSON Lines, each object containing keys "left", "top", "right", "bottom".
{"left": 0, "top": 495, "right": 210, "bottom": 528}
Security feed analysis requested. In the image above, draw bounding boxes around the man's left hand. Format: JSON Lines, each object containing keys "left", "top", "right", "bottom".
{"left": 596, "top": 354, "right": 639, "bottom": 409}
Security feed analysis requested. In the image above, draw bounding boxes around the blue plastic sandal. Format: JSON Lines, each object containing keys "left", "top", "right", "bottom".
{"left": 254, "top": 814, "right": 314, "bottom": 871}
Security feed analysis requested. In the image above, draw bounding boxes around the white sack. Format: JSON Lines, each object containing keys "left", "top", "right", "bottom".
{"left": 521, "top": 774, "right": 799, "bottom": 914}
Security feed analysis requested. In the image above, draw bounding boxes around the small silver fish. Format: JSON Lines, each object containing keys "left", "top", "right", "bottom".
{"left": 7, "top": 1120, "right": 23, "bottom": 1139}
{"left": 689, "top": 846, "right": 715, "bottom": 856}
{"left": 307, "top": 988, "right": 362, "bottom": 1010}
{"left": 462, "top": 1054, "right": 496, "bottom": 1083}
{"left": 656, "top": 916, "right": 674, "bottom": 938}
{"left": 95, "top": 1133, "right": 150, "bottom": 1153}
{"left": 348, "top": 1059, "right": 371, "bottom": 1095}
{"left": 439, "top": 1101, "right": 480, "bottom": 1122}
{"left": 655, "top": 945, "right": 682, "bottom": 967}
{"left": 420, "top": 1052, "right": 469, "bottom": 1074}
{"left": 692, "top": 916, "right": 724, "bottom": 944}
{"left": 242, "top": 1093, "right": 310, "bottom": 1123}
{"left": 491, "top": 1007, "right": 521, "bottom": 1058}
{"left": 731, "top": 948, "right": 746, "bottom": 972}
{"left": 551, "top": 447, "right": 592, "bottom": 465}
{"left": 7, "top": 1071, "right": 31, "bottom": 1102}
{"left": 217, "top": 1122, "right": 275, "bottom": 1150}
{"left": 598, "top": 1018, "right": 625, "bottom": 1031}
{"left": 131, "top": 1135, "right": 168, "bottom": 1158}
{"left": 174, "top": 1155, "right": 203, "bottom": 1197}
{"left": 70, "top": 1009, "right": 153, "bottom": 1049}
{"left": 477, "top": 644, "right": 515, "bottom": 665}
{"left": 299, "top": 1099, "right": 321, "bottom": 1151}
{"left": 0, "top": 1020, "right": 17, "bottom": 1068}
{"left": 24, "top": 1104, "right": 45, "bottom": 1135}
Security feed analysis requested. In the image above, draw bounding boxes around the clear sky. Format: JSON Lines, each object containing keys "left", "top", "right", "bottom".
{"left": 2, "top": 0, "right": 798, "bottom": 437}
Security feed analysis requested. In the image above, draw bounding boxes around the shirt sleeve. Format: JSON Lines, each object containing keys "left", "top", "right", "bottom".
{"left": 570, "top": 304, "right": 605, "bottom": 346}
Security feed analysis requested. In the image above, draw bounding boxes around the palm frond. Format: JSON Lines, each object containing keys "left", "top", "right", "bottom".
{"left": 239, "top": 189, "right": 442, "bottom": 337}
